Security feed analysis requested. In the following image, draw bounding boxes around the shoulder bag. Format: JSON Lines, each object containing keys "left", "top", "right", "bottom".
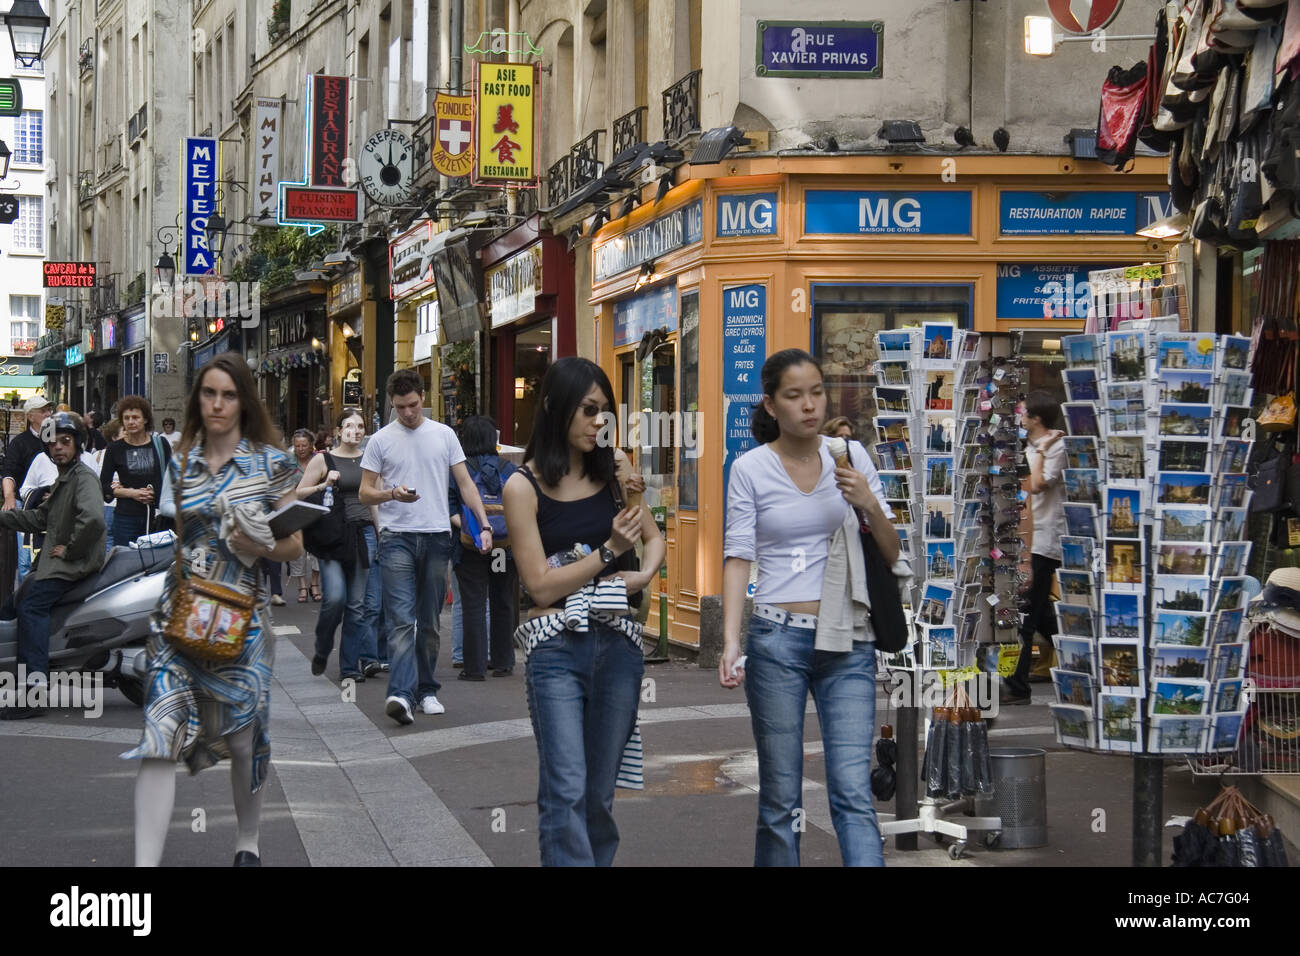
{"left": 162, "top": 451, "right": 259, "bottom": 664}
{"left": 302, "top": 452, "right": 348, "bottom": 559}
{"left": 850, "top": 445, "right": 909, "bottom": 652}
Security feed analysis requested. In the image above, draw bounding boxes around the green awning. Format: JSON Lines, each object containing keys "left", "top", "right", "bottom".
{"left": 0, "top": 376, "right": 49, "bottom": 388}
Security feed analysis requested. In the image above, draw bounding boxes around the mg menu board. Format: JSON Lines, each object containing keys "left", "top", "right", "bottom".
{"left": 474, "top": 62, "right": 537, "bottom": 186}
{"left": 722, "top": 284, "right": 767, "bottom": 525}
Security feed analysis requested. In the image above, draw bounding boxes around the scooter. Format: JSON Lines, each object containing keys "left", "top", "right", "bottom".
{"left": 0, "top": 540, "right": 173, "bottom": 706}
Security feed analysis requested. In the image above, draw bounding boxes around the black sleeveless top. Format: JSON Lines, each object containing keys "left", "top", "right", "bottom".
{"left": 519, "top": 465, "right": 621, "bottom": 579}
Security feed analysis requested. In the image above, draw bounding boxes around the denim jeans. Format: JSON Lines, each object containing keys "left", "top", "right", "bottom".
{"left": 112, "top": 511, "right": 147, "bottom": 547}
{"left": 365, "top": 539, "right": 386, "bottom": 663}
{"left": 450, "top": 571, "right": 492, "bottom": 665}
{"left": 18, "top": 576, "right": 80, "bottom": 678}
{"left": 743, "top": 615, "right": 884, "bottom": 867}
{"left": 315, "top": 526, "right": 380, "bottom": 677}
{"left": 525, "top": 621, "right": 643, "bottom": 866}
{"left": 454, "top": 549, "right": 516, "bottom": 677}
{"left": 379, "top": 529, "right": 452, "bottom": 705}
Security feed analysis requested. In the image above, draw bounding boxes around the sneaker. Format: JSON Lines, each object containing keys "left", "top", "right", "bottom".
{"left": 310, "top": 654, "right": 327, "bottom": 676}
{"left": 419, "top": 694, "right": 446, "bottom": 715}
{"left": 339, "top": 671, "right": 365, "bottom": 683}
{"left": 361, "top": 659, "right": 383, "bottom": 678}
{"left": 385, "top": 695, "right": 414, "bottom": 725}
{"left": 271, "top": 594, "right": 286, "bottom": 606}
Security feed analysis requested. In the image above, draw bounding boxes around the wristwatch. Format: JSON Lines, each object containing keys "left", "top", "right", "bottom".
{"left": 599, "top": 544, "right": 616, "bottom": 564}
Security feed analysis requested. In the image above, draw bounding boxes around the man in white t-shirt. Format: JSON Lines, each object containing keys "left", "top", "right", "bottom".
{"left": 360, "top": 368, "right": 493, "bottom": 725}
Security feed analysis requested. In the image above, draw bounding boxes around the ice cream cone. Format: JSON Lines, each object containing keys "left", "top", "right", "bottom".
{"left": 826, "top": 436, "right": 850, "bottom": 469}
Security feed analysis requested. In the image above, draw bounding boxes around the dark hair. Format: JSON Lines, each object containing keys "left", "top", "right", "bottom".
{"left": 117, "top": 395, "right": 154, "bottom": 431}
{"left": 161, "top": 418, "right": 176, "bottom": 430}
{"left": 180, "top": 353, "right": 282, "bottom": 455}
{"left": 525, "top": 356, "right": 616, "bottom": 487}
{"left": 751, "top": 349, "right": 823, "bottom": 443}
{"left": 336, "top": 407, "right": 364, "bottom": 429}
{"left": 291, "top": 428, "right": 315, "bottom": 443}
{"left": 1024, "top": 390, "right": 1063, "bottom": 430}
{"left": 459, "top": 415, "right": 499, "bottom": 457}
{"left": 387, "top": 367, "right": 424, "bottom": 399}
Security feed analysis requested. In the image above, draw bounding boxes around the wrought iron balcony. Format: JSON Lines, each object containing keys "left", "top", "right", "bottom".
{"left": 662, "top": 69, "right": 701, "bottom": 143}
{"left": 77, "top": 170, "right": 94, "bottom": 205}
{"left": 92, "top": 274, "right": 119, "bottom": 316}
{"left": 570, "top": 130, "right": 605, "bottom": 193}
{"left": 547, "top": 155, "right": 570, "bottom": 209}
{"left": 613, "top": 106, "right": 647, "bottom": 159}
{"left": 79, "top": 40, "right": 93, "bottom": 76}
{"left": 128, "top": 104, "right": 148, "bottom": 144}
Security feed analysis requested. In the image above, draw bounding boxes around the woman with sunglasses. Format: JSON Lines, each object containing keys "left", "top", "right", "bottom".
{"left": 503, "top": 356, "right": 664, "bottom": 866}
{"left": 720, "top": 348, "right": 898, "bottom": 867}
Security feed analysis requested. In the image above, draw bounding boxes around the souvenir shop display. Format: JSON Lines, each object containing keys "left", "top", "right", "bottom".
{"left": 1171, "top": 785, "right": 1290, "bottom": 868}
{"left": 1046, "top": 329, "right": 1256, "bottom": 756}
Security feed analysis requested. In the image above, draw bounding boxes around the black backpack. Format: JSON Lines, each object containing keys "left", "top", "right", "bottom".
{"left": 302, "top": 452, "right": 348, "bottom": 559}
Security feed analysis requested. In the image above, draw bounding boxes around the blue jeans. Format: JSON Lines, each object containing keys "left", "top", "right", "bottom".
{"left": 743, "top": 616, "right": 884, "bottom": 867}
{"left": 16, "top": 536, "right": 31, "bottom": 584}
{"left": 451, "top": 571, "right": 463, "bottom": 664}
{"left": 365, "top": 540, "right": 386, "bottom": 664}
{"left": 315, "top": 526, "right": 380, "bottom": 677}
{"left": 525, "top": 621, "right": 644, "bottom": 866}
{"left": 18, "top": 576, "right": 80, "bottom": 678}
{"left": 379, "top": 530, "right": 452, "bottom": 705}
{"left": 112, "top": 511, "right": 147, "bottom": 547}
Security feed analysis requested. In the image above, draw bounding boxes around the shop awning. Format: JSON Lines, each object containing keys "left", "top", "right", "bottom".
{"left": 0, "top": 376, "right": 50, "bottom": 389}
{"left": 32, "top": 348, "right": 64, "bottom": 375}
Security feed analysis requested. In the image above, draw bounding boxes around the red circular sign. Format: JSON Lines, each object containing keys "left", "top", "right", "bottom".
{"left": 1047, "top": 0, "right": 1124, "bottom": 35}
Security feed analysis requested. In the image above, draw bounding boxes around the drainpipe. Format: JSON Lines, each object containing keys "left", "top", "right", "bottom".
{"left": 450, "top": 0, "right": 463, "bottom": 94}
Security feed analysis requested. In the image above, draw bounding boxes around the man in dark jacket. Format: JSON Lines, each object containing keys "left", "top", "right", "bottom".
{"left": 0, "top": 412, "right": 106, "bottom": 718}
{"left": 0, "top": 396, "right": 53, "bottom": 607}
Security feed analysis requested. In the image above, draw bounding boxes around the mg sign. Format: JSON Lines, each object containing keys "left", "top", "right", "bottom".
{"left": 1047, "top": 1, "right": 1124, "bottom": 35}
{"left": 860, "top": 196, "right": 921, "bottom": 231}
{"left": 717, "top": 192, "right": 777, "bottom": 238}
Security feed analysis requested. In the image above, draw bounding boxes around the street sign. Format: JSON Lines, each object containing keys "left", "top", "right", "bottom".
{"left": 0, "top": 195, "right": 18, "bottom": 224}
{"left": 0, "top": 78, "right": 21, "bottom": 117}
{"left": 281, "top": 185, "right": 362, "bottom": 223}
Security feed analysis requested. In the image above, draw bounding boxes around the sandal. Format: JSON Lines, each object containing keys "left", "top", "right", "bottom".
{"left": 310, "top": 586, "right": 322, "bottom": 602}
{"left": 298, "top": 588, "right": 308, "bottom": 603}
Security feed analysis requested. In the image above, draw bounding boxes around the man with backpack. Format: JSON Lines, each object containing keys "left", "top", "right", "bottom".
{"left": 449, "top": 416, "right": 517, "bottom": 680}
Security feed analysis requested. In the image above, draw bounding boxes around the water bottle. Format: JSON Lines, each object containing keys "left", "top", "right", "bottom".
{"left": 322, "top": 485, "right": 334, "bottom": 508}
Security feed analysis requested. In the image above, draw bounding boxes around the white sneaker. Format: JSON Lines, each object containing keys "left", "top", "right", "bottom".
{"left": 384, "top": 695, "right": 414, "bottom": 726}
{"left": 419, "top": 694, "right": 446, "bottom": 716}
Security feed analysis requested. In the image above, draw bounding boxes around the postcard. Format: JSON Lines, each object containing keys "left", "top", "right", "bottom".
{"left": 1156, "top": 505, "right": 1213, "bottom": 543}
{"left": 1210, "top": 713, "right": 1245, "bottom": 752}
{"left": 1062, "top": 333, "right": 1099, "bottom": 368}
{"left": 1052, "top": 668, "right": 1095, "bottom": 708}
{"left": 924, "top": 413, "right": 954, "bottom": 454}
{"left": 925, "top": 625, "right": 958, "bottom": 670}
{"left": 1058, "top": 570, "right": 1095, "bottom": 606}
{"left": 1049, "top": 704, "right": 1095, "bottom": 749}
{"left": 1214, "top": 474, "right": 1251, "bottom": 511}
{"left": 1152, "top": 610, "right": 1209, "bottom": 648}
{"left": 1108, "top": 399, "right": 1147, "bottom": 434}
{"left": 922, "top": 322, "right": 955, "bottom": 364}
{"left": 919, "top": 583, "right": 954, "bottom": 626}
{"left": 875, "top": 387, "right": 910, "bottom": 414}
{"left": 1148, "top": 715, "right": 1210, "bottom": 754}
{"left": 1156, "top": 472, "right": 1211, "bottom": 506}
{"left": 1220, "top": 334, "right": 1251, "bottom": 372}
{"left": 1061, "top": 535, "right": 1095, "bottom": 571}
{"left": 1063, "top": 368, "right": 1100, "bottom": 402}
{"left": 1064, "top": 503, "right": 1098, "bottom": 539}
{"left": 1216, "top": 438, "right": 1251, "bottom": 474}
{"left": 880, "top": 439, "right": 913, "bottom": 471}
{"left": 1054, "top": 636, "right": 1096, "bottom": 676}
{"left": 1063, "top": 402, "right": 1101, "bottom": 437}
{"left": 1151, "top": 644, "right": 1212, "bottom": 682}
{"left": 1159, "top": 403, "right": 1213, "bottom": 438}
{"left": 959, "top": 387, "right": 983, "bottom": 418}
{"left": 876, "top": 361, "right": 911, "bottom": 387}
{"left": 1103, "top": 590, "right": 1143, "bottom": 641}
{"left": 1064, "top": 436, "right": 1099, "bottom": 470}
{"left": 925, "top": 540, "right": 956, "bottom": 580}
{"left": 896, "top": 527, "right": 911, "bottom": 553}
{"left": 891, "top": 500, "right": 916, "bottom": 530}
{"left": 876, "top": 416, "right": 911, "bottom": 445}
{"left": 957, "top": 416, "right": 983, "bottom": 447}
{"left": 878, "top": 470, "right": 911, "bottom": 502}
{"left": 1106, "top": 382, "right": 1147, "bottom": 404}
{"left": 1099, "top": 693, "right": 1142, "bottom": 752}
{"left": 1105, "top": 487, "right": 1143, "bottom": 538}
{"left": 1158, "top": 369, "right": 1212, "bottom": 404}
{"left": 958, "top": 330, "right": 982, "bottom": 362}
{"left": 1219, "top": 370, "right": 1253, "bottom": 408}
{"left": 1156, "top": 332, "right": 1215, "bottom": 371}
{"left": 925, "top": 456, "right": 953, "bottom": 497}
{"left": 1105, "top": 538, "right": 1144, "bottom": 587}
{"left": 1213, "top": 678, "right": 1246, "bottom": 714}
{"left": 1212, "top": 576, "right": 1248, "bottom": 613}
{"left": 1153, "top": 575, "right": 1210, "bottom": 613}
{"left": 1211, "top": 609, "right": 1246, "bottom": 647}
{"left": 1108, "top": 330, "right": 1148, "bottom": 382}
{"left": 1213, "top": 643, "right": 1246, "bottom": 681}
{"left": 1216, "top": 508, "right": 1248, "bottom": 544}
{"left": 877, "top": 330, "right": 913, "bottom": 355}
{"left": 924, "top": 370, "right": 954, "bottom": 411}
{"left": 1213, "top": 542, "right": 1252, "bottom": 580}
{"left": 1156, "top": 543, "right": 1211, "bottom": 576}
{"left": 1158, "top": 439, "right": 1211, "bottom": 473}
{"left": 1220, "top": 406, "right": 1251, "bottom": 440}
{"left": 957, "top": 500, "right": 982, "bottom": 533}
{"left": 1108, "top": 435, "right": 1146, "bottom": 481}
{"left": 1150, "top": 678, "right": 1211, "bottom": 716}
{"left": 1099, "top": 639, "right": 1144, "bottom": 697}
{"left": 1055, "top": 602, "right": 1095, "bottom": 638}
{"left": 1064, "top": 468, "right": 1102, "bottom": 506}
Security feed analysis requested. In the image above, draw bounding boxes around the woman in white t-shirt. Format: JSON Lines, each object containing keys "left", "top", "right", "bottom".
{"left": 720, "top": 348, "right": 899, "bottom": 867}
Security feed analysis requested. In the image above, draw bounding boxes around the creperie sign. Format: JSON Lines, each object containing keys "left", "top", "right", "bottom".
{"left": 43, "top": 262, "right": 97, "bottom": 288}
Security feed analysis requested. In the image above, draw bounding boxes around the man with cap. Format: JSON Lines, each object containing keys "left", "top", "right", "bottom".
{"left": 0, "top": 397, "right": 53, "bottom": 600}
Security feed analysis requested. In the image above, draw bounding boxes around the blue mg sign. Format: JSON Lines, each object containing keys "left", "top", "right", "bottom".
{"left": 717, "top": 192, "right": 778, "bottom": 238}
{"left": 805, "top": 190, "right": 973, "bottom": 235}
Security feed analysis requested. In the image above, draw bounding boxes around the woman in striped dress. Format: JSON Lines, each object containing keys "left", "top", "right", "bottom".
{"left": 124, "top": 353, "right": 304, "bottom": 867}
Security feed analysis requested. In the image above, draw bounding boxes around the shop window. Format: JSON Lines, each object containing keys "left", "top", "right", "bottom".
{"left": 512, "top": 321, "right": 551, "bottom": 447}
{"left": 812, "top": 283, "right": 971, "bottom": 448}
{"left": 1017, "top": 331, "right": 1067, "bottom": 410}
{"left": 640, "top": 339, "right": 676, "bottom": 517}
{"left": 123, "top": 351, "right": 145, "bottom": 398}
{"left": 678, "top": 290, "right": 699, "bottom": 510}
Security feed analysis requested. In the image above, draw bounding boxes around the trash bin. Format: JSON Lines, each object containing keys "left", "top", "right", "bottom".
{"left": 972, "top": 747, "right": 1047, "bottom": 849}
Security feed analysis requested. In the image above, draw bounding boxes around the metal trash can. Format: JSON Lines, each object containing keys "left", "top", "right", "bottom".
{"left": 972, "top": 747, "right": 1047, "bottom": 849}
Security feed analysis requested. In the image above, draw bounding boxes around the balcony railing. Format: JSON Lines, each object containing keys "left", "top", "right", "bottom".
{"left": 570, "top": 130, "right": 604, "bottom": 193}
{"left": 546, "top": 155, "right": 570, "bottom": 209}
{"left": 92, "top": 275, "right": 118, "bottom": 316}
{"left": 77, "top": 171, "right": 94, "bottom": 205}
{"left": 79, "top": 40, "right": 93, "bottom": 76}
{"left": 612, "top": 106, "right": 647, "bottom": 159}
{"left": 662, "top": 69, "right": 701, "bottom": 143}
{"left": 128, "top": 104, "right": 148, "bottom": 144}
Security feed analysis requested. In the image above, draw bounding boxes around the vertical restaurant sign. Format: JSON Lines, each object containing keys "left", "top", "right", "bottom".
{"left": 310, "top": 75, "right": 350, "bottom": 187}
{"left": 432, "top": 92, "right": 475, "bottom": 178}
{"left": 254, "top": 97, "right": 282, "bottom": 223}
{"left": 184, "top": 137, "right": 218, "bottom": 275}
{"left": 722, "top": 284, "right": 767, "bottom": 526}
{"left": 474, "top": 61, "right": 537, "bottom": 186}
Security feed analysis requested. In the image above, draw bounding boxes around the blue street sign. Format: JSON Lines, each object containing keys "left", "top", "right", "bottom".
{"left": 757, "top": 21, "right": 883, "bottom": 78}
{"left": 805, "top": 190, "right": 973, "bottom": 235}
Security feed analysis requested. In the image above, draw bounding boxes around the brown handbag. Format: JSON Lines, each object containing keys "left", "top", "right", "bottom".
{"left": 162, "top": 451, "right": 259, "bottom": 664}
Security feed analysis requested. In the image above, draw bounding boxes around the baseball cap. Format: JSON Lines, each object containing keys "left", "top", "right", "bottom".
{"left": 22, "top": 396, "right": 51, "bottom": 413}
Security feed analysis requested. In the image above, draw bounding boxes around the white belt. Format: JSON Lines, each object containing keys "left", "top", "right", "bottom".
{"left": 754, "top": 603, "right": 818, "bottom": 630}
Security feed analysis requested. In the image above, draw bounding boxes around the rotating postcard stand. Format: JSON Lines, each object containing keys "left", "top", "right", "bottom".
{"left": 873, "top": 327, "right": 1019, "bottom": 858}
{"left": 1054, "top": 328, "right": 1255, "bottom": 865}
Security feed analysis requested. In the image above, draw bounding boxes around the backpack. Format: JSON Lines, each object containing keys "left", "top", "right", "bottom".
{"left": 460, "top": 456, "right": 515, "bottom": 550}
{"left": 302, "top": 453, "right": 348, "bottom": 559}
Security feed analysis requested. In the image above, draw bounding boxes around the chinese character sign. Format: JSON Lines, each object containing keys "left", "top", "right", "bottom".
{"left": 474, "top": 61, "right": 537, "bottom": 186}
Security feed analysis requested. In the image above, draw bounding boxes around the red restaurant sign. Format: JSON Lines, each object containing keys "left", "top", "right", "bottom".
{"left": 310, "top": 75, "right": 350, "bottom": 188}
{"left": 283, "top": 186, "right": 362, "bottom": 223}
{"left": 43, "top": 262, "right": 98, "bottom": 288}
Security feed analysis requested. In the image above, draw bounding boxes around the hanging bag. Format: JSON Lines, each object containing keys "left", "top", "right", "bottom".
{"left": 1097, "top": 61, "right": 1151, "bottom": 169}
{"left": 162, "top": 452, "right": 259, "bottom": 664}
{"left": 850, "top": 444, "right": 909, "bottom": 652}
{"left": 301, "top": 452, "right": 348, "bottom": 559}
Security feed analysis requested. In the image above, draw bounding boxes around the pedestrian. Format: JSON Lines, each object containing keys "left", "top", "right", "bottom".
{"left": 450, "top": 415, "right": 517, "bottom": 680}
{"left": 359, "top": 368, "right": 494, "bottom": 726}
{"left": 821, "top": 416, "right": 854, "bottom": 440}
{"left": 160, "top": 417, "right": 182, "bottom": 450}
{"left": 1001, "top": 390, "right": 1066, "bottom": 705}
{"left": 1, "top": 397, "right": 53, "bottom": 595}
{"left": 719, "top": 348, "right": 897, "bottom": 867}
{"left": 99, "top": 396, "right": 172, "bottom": 547}
{"left": 124, "top": 352, "right": 303, "bottom": 866}
{"left": 287, "top": 429, "right": 322, "bottom": 601}
{"left": 315, "top": 428, "right": 333, "bottom": 452}
{"left": 297, "top": 408, "right": 382, "bottom": 683}
{"left": 502, "top": 356, "right": 663, "bottom": 866}
{"left": 84, "top": 410, "right": 108, "bottom": 452}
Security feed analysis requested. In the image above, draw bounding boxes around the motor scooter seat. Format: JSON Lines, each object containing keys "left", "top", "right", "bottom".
{"left": 53, "top": 545, "right": 174, "bottom": 606}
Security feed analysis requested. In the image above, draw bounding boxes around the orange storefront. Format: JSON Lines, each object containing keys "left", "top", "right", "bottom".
{"left": 590, "top": 155, "right": 1171, "bottom": 657}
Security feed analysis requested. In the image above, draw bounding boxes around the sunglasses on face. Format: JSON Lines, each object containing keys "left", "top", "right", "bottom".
{"left": 579, "top": 403, "right": 609, "bottom": 419}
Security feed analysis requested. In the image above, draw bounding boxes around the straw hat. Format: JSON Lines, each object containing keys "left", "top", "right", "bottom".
{"left": 1249, "top": 567, "right": 1300, "bottom": 635}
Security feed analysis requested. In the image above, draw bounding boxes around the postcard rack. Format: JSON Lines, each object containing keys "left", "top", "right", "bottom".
{"left": 1049, "top": 329, "right": 1257, "bottom": 759}
{"left": 1086, "top": 258, "right": 1189, "bottom": 334}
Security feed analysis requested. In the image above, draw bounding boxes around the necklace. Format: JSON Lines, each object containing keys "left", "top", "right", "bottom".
{"left": 779, "top": 447, "right": 818, "bottom": 464}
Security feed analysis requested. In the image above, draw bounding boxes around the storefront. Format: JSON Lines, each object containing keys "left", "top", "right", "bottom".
{"left": 84, "top": 310, "right": 121, "bottom": 417}
{"left": 120, "top": 304, "right": 148, "bottom": 399}
{"left": 389, "top": 220, "right": 441, "bottom": 415}
{"left": 325, "top": 263, "right": 372, "bottom": 424}
{"left": 481, "top": 219, "right": 575, "bottom": 447}
{"left": 257, "top": 298, "right": 328, "bottom": 437}
{"left": 590, "top": 156, "right": 1170, "bottom": 652}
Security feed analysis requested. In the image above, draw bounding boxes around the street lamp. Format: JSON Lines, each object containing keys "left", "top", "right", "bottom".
{"left": 205, "top": 209, "right": 227, "bottom": 260}
{"left": 0, "top": 138, "right": 10, "bottom": 179}
{"left": 3, "top": 0, "right": 50, "bottom": 70}
{"left": 154, "top": 212, "right": 183, "bottom": 291}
